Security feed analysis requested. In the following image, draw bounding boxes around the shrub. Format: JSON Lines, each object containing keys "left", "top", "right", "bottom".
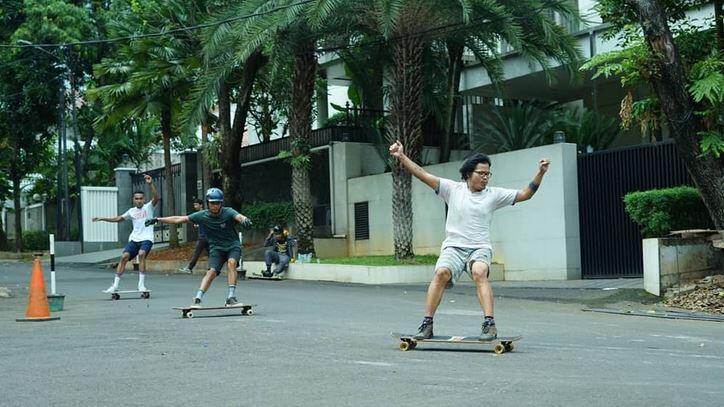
{"left": 240, "top": 201, "right": 294, "bottom": 231}
{"left": 22, "top": 230, "right": 50, "bottom": 251}
{"left": 623, "top": 186, "right": 714, "bottom": 238}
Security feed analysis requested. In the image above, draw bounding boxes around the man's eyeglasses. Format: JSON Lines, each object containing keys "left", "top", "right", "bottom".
{"left": 472, "top": 170, "right": 492, "bottom": 178}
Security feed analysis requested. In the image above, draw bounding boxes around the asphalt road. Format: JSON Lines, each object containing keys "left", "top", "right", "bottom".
{"left": 1, "top": 261, "right": 723, "bottom": 407}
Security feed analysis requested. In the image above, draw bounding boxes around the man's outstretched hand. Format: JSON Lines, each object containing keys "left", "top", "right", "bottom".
{"left": 145, "top": 218, "right": 158, "bottom": 227}
{"left": 241, "top": 218, "right": 252, "bottom": 227}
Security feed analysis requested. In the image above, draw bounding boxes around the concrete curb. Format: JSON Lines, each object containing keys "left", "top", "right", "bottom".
{"left": 582, "top": 308, "right": 724, "bottom": 322}
{"left": 136, "top": 260, "right": 504, "bottom": 284}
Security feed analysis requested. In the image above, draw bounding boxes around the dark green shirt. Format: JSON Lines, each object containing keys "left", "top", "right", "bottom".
{"left": 188, "top": 207, "right": 240, "bottom": 251}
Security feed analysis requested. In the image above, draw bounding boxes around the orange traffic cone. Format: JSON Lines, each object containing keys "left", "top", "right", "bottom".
{"left": 16, "top": 258, "right": 60, "bottom": 322}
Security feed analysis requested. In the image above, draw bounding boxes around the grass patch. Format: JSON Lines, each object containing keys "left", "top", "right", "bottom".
{"left": 0, "top": 251, "right": 46, "bottom": 260}
{"left": 317, "top": 255, "right": 438, "bottom": 266}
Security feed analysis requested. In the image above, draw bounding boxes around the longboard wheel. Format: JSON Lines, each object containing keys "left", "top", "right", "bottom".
{"left": 141, "top": 292, "right": 150, "bottom": 299}
{"left": 243, "top": 308, "right": 253, "bottom": 316}
{"left": 399, "top": 341, "right": 410, "bottom": 351}
{"left": 111, "top": 293, "right": 120, "bottom": 300}
{"left": 186, "top": 311, "right": 194, "bottom": 319}
{"left": 493, "top": 343, "right": 506, "bottom": 355}
{"left": 504, "top": 342, "right": 514, "bottom": 352}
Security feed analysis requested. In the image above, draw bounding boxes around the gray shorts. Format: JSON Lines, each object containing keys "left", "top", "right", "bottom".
{"left": 208, "top": 246, "right": 241, "bottom": 275}
{"left": 435, "top": 247, "right": 493, "bottom": 288}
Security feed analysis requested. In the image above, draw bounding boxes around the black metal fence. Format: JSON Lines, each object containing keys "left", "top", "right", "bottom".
{"left": 240, "top": 126, "right": 376, "bottom": 163}
{"left": 578, "top": 141, "right": 693, "bottom": 278}
{"left": 131, "top": 164, "right": 182, "bottom": 243}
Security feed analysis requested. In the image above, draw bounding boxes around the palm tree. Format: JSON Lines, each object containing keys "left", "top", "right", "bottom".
{"left": 181, "top": 2, "right": 271, "bottom": 211}
{"left": 192, "top": 0, "right": 353, "bottom": 255}
{"left": 91, "top": 0, "right": 203, "bottom": 247}
{"left": 345, "top": 0, "right": 580, "bottom": 259}
{"left": 437, "top": 0, "right": 581, "bottom": 162}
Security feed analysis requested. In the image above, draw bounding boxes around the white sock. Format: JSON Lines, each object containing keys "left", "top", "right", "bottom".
{"left": 113, "top": 275, "right": 121, "bottom": 288}
{"left": 138, "top": 273, "right": 146, "bottom": 287}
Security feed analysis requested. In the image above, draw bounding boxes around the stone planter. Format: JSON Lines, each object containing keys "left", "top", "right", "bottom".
{"left": 643, "top": 237, "right": 723, "bottom": 296}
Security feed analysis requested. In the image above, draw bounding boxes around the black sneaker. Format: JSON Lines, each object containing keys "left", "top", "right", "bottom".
{"left": 225, "top": 297, "right": 240, "bottom": 307}
{"left": 190, "top": 297, "right": 202, "bottom": 309}
{"left": 413, "top": 319, "right": 433, "bottom": 340}
{"left": 480, "top": 320, "right": 498, "bottom": 341}
{"left": 262, "top": 270, "right": 273, "bottom": 278}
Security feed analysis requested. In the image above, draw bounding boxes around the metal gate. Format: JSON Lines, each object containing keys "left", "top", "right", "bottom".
{"left": 132, "top": 164, "right": 182, "bottom": 243}
{"left": 82, "top": 186, "right": 119, "bottom": 242}
{"left": 578, "top": 141, "right": 693, "bottom": 278}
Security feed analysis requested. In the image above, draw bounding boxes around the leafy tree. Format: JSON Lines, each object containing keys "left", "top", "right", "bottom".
{"left": 91, "top": 0, "right": 204, "bottom": 247}
{"left": 584, "top": 0, "right": 724, "bottom": 230}
{"left": 0, "top": 0, "right": 95, "bottom": 250}
{"left": 200, "top": 0, "right": 354, "bottom": 255}
{"left": 249, "top": 61, "right": 291, "bottom": 143}
{"left": 183, "top": 1, "right": 269, "bottom": 211}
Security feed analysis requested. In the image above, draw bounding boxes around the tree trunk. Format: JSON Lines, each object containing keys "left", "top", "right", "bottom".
{"left": 627, "top": 0, "right": 724, "bottom": 229}
{"left": 441, "top": 40, "right": 464, "bottom": 163}
{"left": 388, "top": 18, "right": 426, "bottom": 260}
{"left": 160, "top": 108, "right": 179, "bottom": 248}
{"left": 10, "top": 148, "right": 22, "bottom": 252}
{"left": 0, "top": 210, "right": 8, "bottom": 251}
{"left": 200, "top": 120, "right": 212, "bottom": 193}
{"left": 289, "top": 37, "right": 317, "bottom": 255}
{"left": 220, "top": 49, "right": 266, "bottom": 210}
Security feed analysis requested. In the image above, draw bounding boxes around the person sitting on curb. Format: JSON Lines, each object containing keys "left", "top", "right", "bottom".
{"left": 178, "top": 198, "right": 208, "bottom": 274}
{"left": 262, "top": 226, "right": 293, "bottom": 278}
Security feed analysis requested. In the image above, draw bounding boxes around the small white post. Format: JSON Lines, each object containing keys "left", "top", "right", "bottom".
{"left": 49, "top": 234, "right": 56, "bottom": 295}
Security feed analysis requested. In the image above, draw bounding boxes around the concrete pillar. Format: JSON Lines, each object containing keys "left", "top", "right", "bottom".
{"left": 179, "top": 151, "right": 199, "bottom": 242}
{"left": 114, "top": 167, "right": 136, "bottom": 246}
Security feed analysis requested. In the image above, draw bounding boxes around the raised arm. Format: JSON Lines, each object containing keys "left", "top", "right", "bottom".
{"left": 92, "top": 216, "right": 124, "bottom": 223}
{"left": 515, "top": 159, "right": 550, "bottom": 203}
{"left": 145, "top": 174, "right": 160, "bottom": 207}
{"left": 145, "top": 215, "right": 193, "bottom": 227}
{"left": 388, "top": 140, "right": 440, "bottom": 191}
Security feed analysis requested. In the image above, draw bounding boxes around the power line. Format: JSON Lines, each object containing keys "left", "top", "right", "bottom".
{"left": 315, "top": 16, "right": 494, "bottom": 55}
{"left": 0, "top": 0, "right": 315, "bottom": 49}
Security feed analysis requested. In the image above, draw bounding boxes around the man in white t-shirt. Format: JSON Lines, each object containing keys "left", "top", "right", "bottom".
{"left": 389, "top": 140, "right": 550, "bottom": 340}
{"left": 93, "top": 174, "right": 159, "bottom": 293}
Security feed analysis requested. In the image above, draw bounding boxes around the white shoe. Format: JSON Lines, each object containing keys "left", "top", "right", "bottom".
{"left": 103, "top": 285, "right": 118, "bottom": 293}
{"left": 138, "top": 285, "right": 148, "bottom": 292}
{"left": 178, "top": 267, "right": 192, "bottom": 274}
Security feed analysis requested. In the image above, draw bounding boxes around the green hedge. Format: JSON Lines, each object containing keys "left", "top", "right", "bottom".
{"left": 623, "top": 186, "right": 714, "bottom": 238}
{"left": 22, "top": 230, "right": 50, "bottom": 251}
{"left": 240, "top": 201, "right": 294, "bottom": 230}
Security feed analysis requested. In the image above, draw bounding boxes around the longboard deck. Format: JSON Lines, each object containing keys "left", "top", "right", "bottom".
{"left": 172, "top": 304, "right": 256, "bottom": 318}
{"left": 391, "top": 332, "right": 521, "bottom": 354}
{"left": 248, "top": 272, "right": 283, "bottom": 281}
{"left": 103, "top": 290, "right": 151, "bottom": 300}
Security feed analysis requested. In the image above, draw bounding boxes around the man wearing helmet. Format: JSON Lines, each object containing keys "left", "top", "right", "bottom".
{"left": 146, "top": 188, "right": 252, "bottom": 307}
{"left": 262, "top": 226, "right": 293, "bottom": 278}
